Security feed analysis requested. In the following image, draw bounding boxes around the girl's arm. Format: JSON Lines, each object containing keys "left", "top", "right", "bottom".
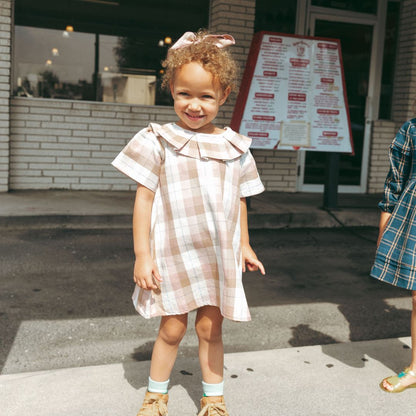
{"left": 377, "top": 211, "right": 392, "bottom": 247}
{"left": 376, "top": 122, "right": 413, "bottom": 248}
{"left": 240, "top": 197, "right": 266, "bottom": 275}
{"left": 132, "top": 184, "right": 162, "bottom": 290}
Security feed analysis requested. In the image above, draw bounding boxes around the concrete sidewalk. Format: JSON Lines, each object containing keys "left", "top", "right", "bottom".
{"left": 1, "top": 337, "right": 415, "bottom": 416}
{"left": 2, "top": 189, "right": 400, "bottom": 416}
{"left": 0, "top": 190, "right": 382, "bottom": 229}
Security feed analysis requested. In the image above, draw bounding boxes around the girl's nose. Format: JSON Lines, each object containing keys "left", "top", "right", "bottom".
{"left": 188, "top": 100, "right": 201, "bottom": 111}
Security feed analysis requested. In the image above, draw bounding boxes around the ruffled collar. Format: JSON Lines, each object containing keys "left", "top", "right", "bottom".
{"left": 149, "top": 123, "right": 251, "bottom": 161}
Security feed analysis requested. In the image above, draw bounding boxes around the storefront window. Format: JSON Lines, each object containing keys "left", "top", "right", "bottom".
{"left": 311, "top": 0, "right": 377, "bottom": 14}
{"left": 255, "top": 0, "right": 297, "bottom": 34}
{"left": 14, "top": 26, "right": 96, "bottom": 100}
{"left": 13, "top": 0, "right": 209, "bottom": 105}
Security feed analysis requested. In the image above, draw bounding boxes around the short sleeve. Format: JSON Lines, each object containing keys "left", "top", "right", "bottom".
{"left": 378, "top": 121, "right": 414, "bottom": 213}
{"left": 239, "top": 150, "right": 265, "bottom": 197}
{"left": 111, "top": 127, "right": 164, "bottom": 192}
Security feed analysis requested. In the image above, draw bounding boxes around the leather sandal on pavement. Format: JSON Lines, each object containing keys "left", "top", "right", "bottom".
{"left": 380, "top": 368, "right": 416, "bottom": 393}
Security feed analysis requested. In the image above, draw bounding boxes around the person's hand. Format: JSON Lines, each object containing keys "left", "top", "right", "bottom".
{"left": 133, "top": 255, "right": 162, "bottom": 290}
{"left": 241, "top": 244, "right": 265, "bottom": 275}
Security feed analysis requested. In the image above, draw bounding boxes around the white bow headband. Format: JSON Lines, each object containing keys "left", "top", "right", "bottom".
{"left": 170, "top": 31, "right": 235, "bottom": 50}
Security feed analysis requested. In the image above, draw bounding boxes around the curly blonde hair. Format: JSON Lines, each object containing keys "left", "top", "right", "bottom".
{"left": 161, "top": 30, "right": 238, "bottom": 93}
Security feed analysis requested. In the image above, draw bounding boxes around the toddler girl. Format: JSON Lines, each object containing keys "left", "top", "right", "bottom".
{"left": 112, "top": 30, "right": 265, "bottom": 416}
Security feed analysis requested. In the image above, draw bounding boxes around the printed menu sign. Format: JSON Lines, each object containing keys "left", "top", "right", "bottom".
{"left": 231, "top": 31, "right": 353, "bottom": 153}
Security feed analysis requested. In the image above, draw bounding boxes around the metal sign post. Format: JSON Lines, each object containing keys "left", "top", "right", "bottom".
{"left": 323, "top": 152, "right": 339, "bottom": 209}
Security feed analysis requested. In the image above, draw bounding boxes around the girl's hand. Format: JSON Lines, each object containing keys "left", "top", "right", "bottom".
{"left": 133, "top": 254, "right": 162, "bottom": 291}
{"left": 242, "top": 244, "right": 266, "bottom": 275}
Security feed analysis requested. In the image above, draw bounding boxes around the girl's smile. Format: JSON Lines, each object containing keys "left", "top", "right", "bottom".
{"left": 170, "top": 62, "right": 230, "bottom": 134}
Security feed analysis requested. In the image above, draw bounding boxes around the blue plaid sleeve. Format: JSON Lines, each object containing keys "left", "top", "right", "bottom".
{"left": 379, "top": 121, "right": 414, "bottom": 213}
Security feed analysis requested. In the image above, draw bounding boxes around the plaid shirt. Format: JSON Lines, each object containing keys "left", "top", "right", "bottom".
{"left": 371, "top": 119, "right": 416, "bottom": 290}
{"left": 112, "top": 123, "right": 264, "bottom": 321}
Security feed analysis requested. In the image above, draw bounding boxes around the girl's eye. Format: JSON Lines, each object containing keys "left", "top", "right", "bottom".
{"left": 178, "top": 92, "right": 188, "bottom": 96}
{"left": 203, "top": 95, "right": 214, "bottom": 99}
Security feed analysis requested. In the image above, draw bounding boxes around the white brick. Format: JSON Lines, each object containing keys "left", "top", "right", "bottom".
{"left": 72, "top": 130, "right": 103, "bottom": 138}
{"left": 73, "top": 164, "right": 107, "bottom": 171}
{"left": 44, "top": 170, "right": 101, "bottom": 177}
{"left": 53, "top": 177, "right": 79, "bottom": 184}
{"left": 42, "top": 121, "right": 88, "bottom": 130}
{"left": 70, "top": 184, "right": 112, "bottom": 190}
{"left": 89, "top": 124, "right": 134, "bottom": 132}
{"left": 10, "top": 177, "right": 53, "bottom": 184}
{"left": 72, "top": 151, "right": 91, "bottom": 157}
{"left": 30, "top": 107, "right": 90, "bottom": 116}
{"left": 12, "top": 156, "right": 56, "bottom": 163}
{"left": 30, "top": 163, "right": 72, "bottom": 170}
{"left": 26, "top": 135, "right": 58, "bottom": 143}
{"left": 57, "top": 157, "right": 105, "bottom": 165}
{"left": 58, "top": 136, "right": 89, "bottom": 144}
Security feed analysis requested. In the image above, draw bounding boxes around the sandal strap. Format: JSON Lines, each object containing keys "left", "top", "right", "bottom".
{"left": 399, "top": 368, "right": 416, "bottom": 378}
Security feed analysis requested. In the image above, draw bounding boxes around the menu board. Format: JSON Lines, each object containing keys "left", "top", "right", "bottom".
{"left": 231, "top": 31, "right": 354, "bottom": 153}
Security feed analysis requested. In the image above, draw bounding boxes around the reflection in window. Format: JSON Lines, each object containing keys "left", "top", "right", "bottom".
{"left": 99, "top": 35, "right": 160, "bottom": 105}
{"left": 14, "top": 26, "right": 95, "bottom": 100}
{"left": 13, "top": 26, "right": 171, "bottom": 105}
{"left": 311, "top": 0, "right": 377, "bottom": 14}
{"left": 13, "top": 0, "right": 209, "bottom": 105}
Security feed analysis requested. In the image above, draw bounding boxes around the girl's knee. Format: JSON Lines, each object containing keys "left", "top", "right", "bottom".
{"left": 195, "top": 307, "right": 223, "bottom": 342}
{"left": 158, "top": 316, "right": 188, "bottom": 346}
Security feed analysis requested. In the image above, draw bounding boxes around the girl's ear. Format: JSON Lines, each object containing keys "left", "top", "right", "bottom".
{"left": 169, "top": 81, "right": 175, "bottom": 98}
{"left": 219, "top": 86, "right": 231, "bottom": 105}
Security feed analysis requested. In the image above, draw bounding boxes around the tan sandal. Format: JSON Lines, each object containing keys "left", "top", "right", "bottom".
{"left": 198, "top": 396, "right": 229, "bottom": 416}
{"left": 380, "top": 368, "right": 416, "bottom": 393}
{"left": 137, "top": 391, "right": 168, "bottom": 416}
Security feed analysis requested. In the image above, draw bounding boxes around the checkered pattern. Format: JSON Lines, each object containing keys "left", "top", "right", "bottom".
{"left": 371, "top": 119, "right": 416, "bottom": 290}
{"left": 112, "top": 123, "right": 264, "bottom": 321}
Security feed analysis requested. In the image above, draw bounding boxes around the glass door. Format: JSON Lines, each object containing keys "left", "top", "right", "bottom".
{"left": 297, "top": 8, "right": 383, "bottom": 192}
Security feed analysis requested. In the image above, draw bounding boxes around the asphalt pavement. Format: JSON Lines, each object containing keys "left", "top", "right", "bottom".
{"left": 2, "top": 190, "right": 416, "bottom": 416}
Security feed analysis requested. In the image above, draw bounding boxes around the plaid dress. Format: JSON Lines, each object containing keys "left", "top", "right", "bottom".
{"left": 371, "top": 118, "right": 416, "bottom": 290}
{"left": 112, "top": 122, "right": 264, "bottom": 321}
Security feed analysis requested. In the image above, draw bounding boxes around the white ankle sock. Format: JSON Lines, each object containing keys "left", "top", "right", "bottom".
{"left": 148, "top": 377, "right": 169, "bottom": 394}
{"left": 202, "top": 380, "right": 224, "bottom": 397}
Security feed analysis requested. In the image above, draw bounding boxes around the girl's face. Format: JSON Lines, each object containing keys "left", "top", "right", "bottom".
{"left": 170, "top": 62, "right": 230, "bottom": 134}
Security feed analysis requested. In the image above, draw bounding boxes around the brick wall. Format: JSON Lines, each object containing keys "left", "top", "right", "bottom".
{"left": 251, "top": 149, "right": 298, "bottom": 191}
{"left": 209, "top": 0, "right": 256, "bottom": 126}
{"left": 8, "top": 0, "right": 293, "bottom": 192}
{"left": 10, "top": 97, "right": 176, "bottom": 190}
{"left": 367, "top": 0, "right": 416, "bottom": 194}
{"left": 390, "top": 0, "right": 416, "bottom": 123}
{"left": 209, "top": 0, "right": 297, "bottom": 192}
{"left": 367, "top": 120, "right": 398, "bottom": 193}
{"left": 0, "top": 0, "right": 11, "bottom": 192}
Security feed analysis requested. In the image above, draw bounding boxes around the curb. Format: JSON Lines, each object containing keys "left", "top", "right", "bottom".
{"left": 0, "top": 209, "right": 379, "bottom": 230}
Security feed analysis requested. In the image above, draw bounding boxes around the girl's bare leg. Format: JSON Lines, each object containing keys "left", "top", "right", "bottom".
{"left": 149, "top": 314, "right": 188, "bottom": 381}
{"left": 410, "top": 291, "right": 416, "bottom": 372}
{"left": 383, "top": 290, "right": 416, "bottom": 390}
{"left": 195, "top": 305, "right": 224, "bottom": 383}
